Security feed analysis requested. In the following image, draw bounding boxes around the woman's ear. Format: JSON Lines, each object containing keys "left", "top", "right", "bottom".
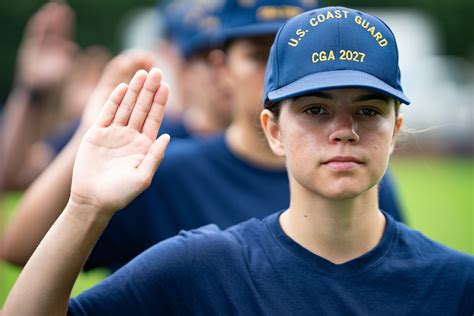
{"left": 260, "top": 109, "right": 286, "bottom": 156}
{"left": 390, "top": 113, "right": 404, "bottom": 154}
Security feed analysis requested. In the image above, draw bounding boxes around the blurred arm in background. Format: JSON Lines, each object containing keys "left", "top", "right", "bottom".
{"left": 0, "top": 1, "right": 76, "bottom": 191}
{"left": 0, "top": 50, "right": 156, "bottom": 265}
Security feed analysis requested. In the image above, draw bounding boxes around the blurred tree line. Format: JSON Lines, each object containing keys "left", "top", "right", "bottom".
{"left": 0, "top": 0, "right": 473, "bottom": 103}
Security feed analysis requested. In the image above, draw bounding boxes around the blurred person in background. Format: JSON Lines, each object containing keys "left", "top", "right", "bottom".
{"left": 0, "top": 0, "right": 404, "bottom": 272}
{"left": 153, "top": 0, "right": 233, "bottom": 137}
{"left": 0, "top": 0, "right": 230, "bottom": 264}
{"left": 0, "top": 1, "right": 110, "bottom": 191}
{"left": 0, "top": 1, "right": 76, "bottom": 190}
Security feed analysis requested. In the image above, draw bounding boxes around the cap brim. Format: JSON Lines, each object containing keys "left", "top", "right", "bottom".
{"left": 268, "top": 70, "right": 411, "bottom": 105}
{"left": 185, "top": 22, "right": 282, "bottom": 57}
{"left": 215, "top": 21, "right": 283, "bottom": 44}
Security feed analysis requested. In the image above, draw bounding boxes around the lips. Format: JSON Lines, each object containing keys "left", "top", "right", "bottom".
{"left": 322, "top": 156, "right": 363, "bottom": 171}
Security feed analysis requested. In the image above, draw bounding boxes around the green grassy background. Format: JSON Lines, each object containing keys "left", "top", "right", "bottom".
{"left": 1, "top": 156, "right": 473, "bottom": 307}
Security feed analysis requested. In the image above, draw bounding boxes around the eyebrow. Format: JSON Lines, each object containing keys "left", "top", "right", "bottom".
{"left": 353, "top": 93, "right": 390, "bottom": 102}
{"left": 294, "top": 92, "right": 333, "bottom": 101}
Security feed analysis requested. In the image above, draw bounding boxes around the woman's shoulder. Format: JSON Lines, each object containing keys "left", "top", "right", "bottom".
{"left": 395, "top": 221, "right": 474, "bottom": 267}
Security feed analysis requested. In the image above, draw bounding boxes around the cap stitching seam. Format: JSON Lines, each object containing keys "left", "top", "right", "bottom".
{"left": 275, "top": 25, "right": 281, "bottom": 89}
{"left": 337, "top": 6, "right": 342, "bottom": 70}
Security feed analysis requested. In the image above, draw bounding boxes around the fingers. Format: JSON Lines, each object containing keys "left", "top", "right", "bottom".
{"left": 94, "top": 83, "right": 128, "bottom": 127}
{"left": 98, "top": 68, "right": 168, "bottom": 136}
{"left": 112, "top": 70, "right": 148, "bottom": 125}
{"left": 139, "top": 134, "right": 171, "bottom": 182}
{"left": 142, "top": 83, "right": 169, "bottom": 140}
{"left": 128, "top": 68, "right": 162, "bottom": 131}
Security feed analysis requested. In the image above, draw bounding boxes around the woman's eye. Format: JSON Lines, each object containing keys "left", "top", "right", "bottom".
{"left": 250, "top": 52, "right": 269, "bottom": 63}
{"left": 356, "top": 108, "right": 379, "bottom": 116}
{"left": 304, "top": 106, "right": 327, "bottom": 115}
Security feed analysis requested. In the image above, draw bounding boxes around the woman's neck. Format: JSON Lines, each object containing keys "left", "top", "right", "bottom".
{"left": 225, "top": 119, "right": 285, "bottom": 169}
{"left": 280, "top": 182, "right": 386, "bottom": 264}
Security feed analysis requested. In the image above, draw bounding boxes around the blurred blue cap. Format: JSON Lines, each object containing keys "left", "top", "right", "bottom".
{"left": 211, "top": 0, "right": 320, "bottom": 45}
{"left": 160, "top": 2, "right": 188, "bottom": 42}
{"left": 264, "top": 6, "right": 410, "bottom": 104}
{"left": 160, "top": 0, "right": 321, "bottom": 58}
{"left": 159, "top": 0, "right": 222, "bottom": 58}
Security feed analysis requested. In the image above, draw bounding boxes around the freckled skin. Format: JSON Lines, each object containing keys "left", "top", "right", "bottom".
{"left": 277, "top": 88, "right": 400, "bottom": 201}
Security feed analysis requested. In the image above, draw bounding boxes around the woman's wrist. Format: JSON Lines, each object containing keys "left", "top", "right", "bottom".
{"left": 64, "top": 197, "right": 113, "bottom": 229}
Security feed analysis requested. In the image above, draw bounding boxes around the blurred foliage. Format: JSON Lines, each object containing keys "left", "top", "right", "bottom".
{"left": 0, "top": 0, "right": 473, "bottom": 102}
{"left": 0, "top": 0, "right": 155, "bottom": 103}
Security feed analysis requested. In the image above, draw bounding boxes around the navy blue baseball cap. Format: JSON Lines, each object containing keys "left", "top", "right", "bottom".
{"left": 264, "top": 6, "right": 411, "bottom": 104}
{"left": 159, "top": 2, "right": 188, "bottom": 42}
{"left": 210, "top": 0, "right": 320, "bottom": 46}
{"left": 159, "top": 1, "right": 222, "bottom": 58}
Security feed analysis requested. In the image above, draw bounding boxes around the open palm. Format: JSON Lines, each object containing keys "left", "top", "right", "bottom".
{"left": 71, "top": 68, "right": 170, "bottom": 215}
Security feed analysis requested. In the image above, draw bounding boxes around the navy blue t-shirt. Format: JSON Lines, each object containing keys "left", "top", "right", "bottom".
{"left": 70, "top": 212, "right": 474, "bottom": 315}
{"left": 84, "top": 134, "right": 404, "bottom": 271}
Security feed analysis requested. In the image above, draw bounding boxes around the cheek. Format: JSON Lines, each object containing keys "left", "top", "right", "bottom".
{"left": 230, "top": 61, "right": 265, "bottom": 103}
{"left": 281, "top": 121, "right": 325, "bottom": 169}
{"left": 360, "top": 120, "right": 396, "bottom": 174}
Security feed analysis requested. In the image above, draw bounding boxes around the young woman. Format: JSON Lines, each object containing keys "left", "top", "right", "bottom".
{"left": 4, "top": 6, "right": 472, "bottom": 315}
{"left": 71, "top": 0, "right": 403, "bottom": 271}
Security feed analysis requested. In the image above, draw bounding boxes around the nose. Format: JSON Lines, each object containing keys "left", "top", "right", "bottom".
{"left": 329, "top": 114, "right": 360, "bottom": 144}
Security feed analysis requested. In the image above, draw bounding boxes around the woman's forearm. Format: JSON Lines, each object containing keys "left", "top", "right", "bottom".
{"left": 2, "top": 199, "right": 111, "bottom": 315}
{"left": 0, "top": 128, "right": 85, "bottom": 265}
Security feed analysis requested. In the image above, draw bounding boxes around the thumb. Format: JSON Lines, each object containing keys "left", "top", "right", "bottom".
{"left": 139, "top": 134, "right": 171, "bottom": 182}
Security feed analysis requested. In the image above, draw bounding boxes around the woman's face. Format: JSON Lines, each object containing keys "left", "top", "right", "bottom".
{"left": 262, "top": 88, "right": 403, "bottom": 200}
{"left": 183, "top": 57, "right": 231, "bottom": 121}
{"left": 224, "top": 36, "right": 274, "bottom": 122}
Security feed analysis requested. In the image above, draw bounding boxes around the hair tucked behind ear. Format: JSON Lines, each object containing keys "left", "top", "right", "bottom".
{"left": 394, "top": 100, "right": 401, "bottom": 118}
{"left": 263, "top": 98, "right": 283, "bottom": 120}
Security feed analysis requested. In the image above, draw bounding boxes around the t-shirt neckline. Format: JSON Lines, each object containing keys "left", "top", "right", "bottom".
{"left": 266, "top": 210, "right": 398, "bottom": 278}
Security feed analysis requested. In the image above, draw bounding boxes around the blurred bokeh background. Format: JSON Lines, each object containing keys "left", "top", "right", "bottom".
{"left": 1, "top": 0, "right": 473, "bottom": 307}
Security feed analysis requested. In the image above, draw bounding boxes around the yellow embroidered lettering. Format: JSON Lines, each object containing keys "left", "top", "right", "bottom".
{"left": 367, "top": 26, "right": 375, "bottom": 36}
{"left": 354, "top": 15, "right": 362, "bottom": 25}
{"left": 328, "top": 50, "right": 335, "bottom": 61}
{"left": 296, "top": 28, "right": 306, "bottom": 38}
{"left": 374, "top": 32, "right": 382, "bottom": 41}
{"left": 338, "top": 50, "right": 366, "bottom": 62}
{"left": 354, "top": 15, "right": 389, "bottom": 47}
{"left": 326, "top": 11, "right": 334, "bottom": 20}
{"left": 288, "top": 39, "right": 299, "bottom": 47}
{"left": 317, "top": 13, "right": 325, "bottom": 23}
{"left": 319, "top": 51, "right": 328, "bottom": 61}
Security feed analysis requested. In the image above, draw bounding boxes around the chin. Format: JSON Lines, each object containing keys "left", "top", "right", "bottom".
{"left": 317, "top": 179, "right": 373, "bottom": 200}
{"left": 324, "top": 189, "right": 363, "bottom": 200}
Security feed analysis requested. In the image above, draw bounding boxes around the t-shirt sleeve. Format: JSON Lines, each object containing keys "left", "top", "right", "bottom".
{"left": 458, "top": 259, "right": 474, "bottom": 315}
{"left": 378, "top": 169, "right": 404, "bottom": 222}
{"left": 83, "top": 190, "right": 156, "bottom": 271}
{"left": 45, "top": 119, "right": 80, "bottom": 155}
{"left": 69, "top": 232, "right": 193, "bottom": 315}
